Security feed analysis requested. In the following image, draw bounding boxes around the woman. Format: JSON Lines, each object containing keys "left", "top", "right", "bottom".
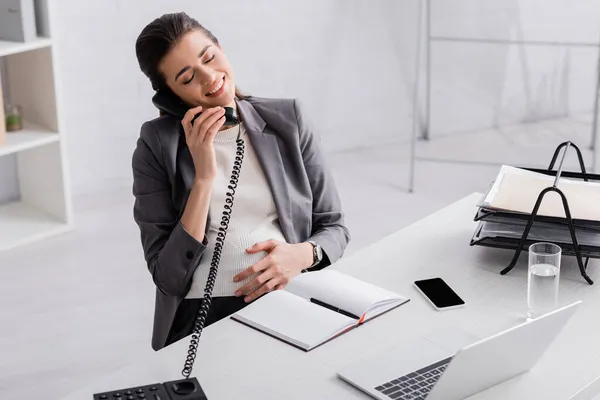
{"left": 133, "top": 12, "right": 350, "bottom": 351}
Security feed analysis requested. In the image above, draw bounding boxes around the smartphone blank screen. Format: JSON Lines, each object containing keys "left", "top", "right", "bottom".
{"left": 414, "top": 278, "right": 465, "bottom": 308}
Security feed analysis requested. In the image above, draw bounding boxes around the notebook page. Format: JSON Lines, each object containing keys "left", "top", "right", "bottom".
{"left": 285, "top": 269, "right": 407, "bottom": 318}
{"left": 362, "top": 301, "right": 404, "bottom": 322}
{"left": 232, "top": 290, "right": 355, "bottom": 350}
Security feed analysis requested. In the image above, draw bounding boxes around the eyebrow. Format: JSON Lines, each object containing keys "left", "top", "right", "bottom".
{"left": 174, "top": 45, "right": 212, "bottom": 81}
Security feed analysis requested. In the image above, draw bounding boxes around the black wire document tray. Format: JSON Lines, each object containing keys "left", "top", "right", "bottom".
{"left": 470, "top": 141, "right": 598, "bottom": 285}
{"left": 470, "top": 221, "right": 600, "bottom": 260}
{"left": 475, "top": 205, "right": 600, "bottom": 232}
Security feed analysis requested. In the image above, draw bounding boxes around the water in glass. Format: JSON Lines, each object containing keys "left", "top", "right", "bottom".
{"left": 527, "top": 263, "right": 559, "bottom": 318}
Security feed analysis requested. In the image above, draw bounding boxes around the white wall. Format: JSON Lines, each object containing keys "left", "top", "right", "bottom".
{"left": 46, "top": 0, "right": 420, "bottom": 195}
{"left": 1, "top": 0, "right": 599, "bottom": 199}
{"left": 428, "top": 0, "right": 600, "bottom": 135}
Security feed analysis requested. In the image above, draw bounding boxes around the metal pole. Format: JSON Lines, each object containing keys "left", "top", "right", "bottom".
{"left": 552, "top": 142, "right": 570, "bottom": 187}
{"left": 422, "top": 0, "right": 431, "bottom": 141}
{"left": 409, "top": 0, "right": 425, "bottom": 192}
{"left": 590, "top": 29, "right": 600, "bottom": 171}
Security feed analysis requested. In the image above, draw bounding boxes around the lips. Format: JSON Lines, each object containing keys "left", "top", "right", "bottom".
{"left": 206, "top": 77, "right": 225, "bottom": 96}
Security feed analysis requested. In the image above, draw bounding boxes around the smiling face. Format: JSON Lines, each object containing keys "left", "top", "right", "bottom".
{"left": 159, "top": 30, "right": 236, "bottom": 108}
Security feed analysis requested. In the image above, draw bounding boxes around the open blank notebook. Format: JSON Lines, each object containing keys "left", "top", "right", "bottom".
{"left": 231, "top": 269, "right": 409, "bottom": 351}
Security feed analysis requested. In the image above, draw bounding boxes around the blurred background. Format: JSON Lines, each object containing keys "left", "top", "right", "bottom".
{"left": 0, "top": 0, "right": 599, "bottom": 398}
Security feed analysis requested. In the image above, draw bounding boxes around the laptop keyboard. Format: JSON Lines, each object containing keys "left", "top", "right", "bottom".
{"left": 374, "top": 357, "right": 452, "bottom": 400}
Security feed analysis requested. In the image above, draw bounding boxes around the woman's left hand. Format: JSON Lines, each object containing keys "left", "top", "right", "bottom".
{"left": 233, "top": 240, "right": 314, "bottom": 302}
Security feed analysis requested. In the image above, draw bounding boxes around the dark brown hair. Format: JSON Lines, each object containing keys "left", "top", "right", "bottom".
{"left": 135, "top": 12, "right": 246, "bottom": 98}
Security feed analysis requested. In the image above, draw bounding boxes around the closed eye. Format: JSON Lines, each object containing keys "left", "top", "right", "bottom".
{"left": 183, "top": 74, "right": 194, "bottom": 85}
{"left": 204, "top": 54, "right": 215, "bottom": 64}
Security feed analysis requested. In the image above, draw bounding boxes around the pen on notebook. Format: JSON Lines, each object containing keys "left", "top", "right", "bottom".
{"left": 310, "top": 297, "right": 360, "bottom": 319}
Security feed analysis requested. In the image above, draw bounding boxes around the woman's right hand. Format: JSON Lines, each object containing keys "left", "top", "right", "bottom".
{"left": 181, "top": 106, "right": 227, "bottom": 183}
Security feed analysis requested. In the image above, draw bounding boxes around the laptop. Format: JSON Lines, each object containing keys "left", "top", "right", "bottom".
{"left": 338, "top": 301, "right": 581, "bottom": 400}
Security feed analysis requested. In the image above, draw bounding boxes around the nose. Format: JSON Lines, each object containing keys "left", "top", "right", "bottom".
{"left": 194, "top": 63, "right": 217, "bottom": 86}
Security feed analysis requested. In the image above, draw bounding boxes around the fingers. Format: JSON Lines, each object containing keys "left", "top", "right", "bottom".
{"left": 246, "top": 239, "right": 280, "bottom": 254}
{"left": 204, "top": 125, "right": 222, "bottom": 144}
{"left": 233, "top": 254, "right": 274, "bottom": 283}
{"left": 202, "top": 110, "right": 226, "bottom": 143}
{"left": 244, "top": 277, "right": 280, "bottom": 303}
{"left": 182, "top": 106, "right": 225, "bottom": 141}
{"left": 181, "top": 106, "right": 203, "bottom": 136}
{"left": 235, "top": 268, "right": 276, "bottom": 299}
{"left": 193, "top": 107, "right": 225, "bottom": 142}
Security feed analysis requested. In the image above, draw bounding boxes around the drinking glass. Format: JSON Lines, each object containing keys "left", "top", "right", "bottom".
{"left": 527, "top": 242, "right": 561, "bottom": 319}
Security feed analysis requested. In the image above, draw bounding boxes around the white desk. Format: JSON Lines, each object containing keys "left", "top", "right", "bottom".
{"left": 64, "top": 193, "right": 600, "bottom": 400}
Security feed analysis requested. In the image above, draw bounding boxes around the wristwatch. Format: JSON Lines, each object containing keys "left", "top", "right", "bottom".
{"left": 305, "top": 240, "right": 323, "bottom": 271}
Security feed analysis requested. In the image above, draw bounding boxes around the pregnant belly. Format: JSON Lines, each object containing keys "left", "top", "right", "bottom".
{"left": 199, "top": 220, "right": 288, "bottom": 287}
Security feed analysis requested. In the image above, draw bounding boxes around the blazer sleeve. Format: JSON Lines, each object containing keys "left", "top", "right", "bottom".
{"left": 132, "top": 121, "right": 208, "bottom": 297}
{"left": 293, "top": 99, "right": 351, "bottom": 268}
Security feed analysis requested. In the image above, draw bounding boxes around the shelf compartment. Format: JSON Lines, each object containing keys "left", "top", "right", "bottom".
{"left": 0, "top": 122, "right": 59, "bottom": 157}
{"left": 0, "top": 37, "right": 52, "bottom": 58}
{"left": 0, "top": 200, "right": 70, "bottom": 252}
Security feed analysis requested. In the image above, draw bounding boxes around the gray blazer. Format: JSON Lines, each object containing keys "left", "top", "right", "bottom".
{"left": 132, "top": 96, "right": 350, "bottom": 351}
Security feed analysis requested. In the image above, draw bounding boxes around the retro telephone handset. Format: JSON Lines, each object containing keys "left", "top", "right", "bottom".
{"left": 152, "top": 88, "right": 240, "bottom": 127}
{"left": 93, "top": 90, "right": 245, "bottom": 400}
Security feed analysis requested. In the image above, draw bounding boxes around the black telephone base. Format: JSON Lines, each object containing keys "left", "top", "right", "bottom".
{"left": 93, "top": 377, "right": 207, "bottom": 400}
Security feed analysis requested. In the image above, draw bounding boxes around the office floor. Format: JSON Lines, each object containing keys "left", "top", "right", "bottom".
{"left": 0, "top": 117, "right": 597, "bottom": 399}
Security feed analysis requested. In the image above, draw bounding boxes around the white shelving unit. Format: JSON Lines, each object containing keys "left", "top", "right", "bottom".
{"left": 0, "top": 36, "right": 52, "bottom": 57}
{"left": 0, "top": 3, "right": 73, "bottom": 252}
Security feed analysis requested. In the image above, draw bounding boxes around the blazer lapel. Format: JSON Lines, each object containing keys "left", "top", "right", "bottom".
{"left": 237, "top": 99, "right": 294, "bottom": 242}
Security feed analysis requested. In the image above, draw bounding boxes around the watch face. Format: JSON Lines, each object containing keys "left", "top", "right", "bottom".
{"left": 309, "top": 241, "right": 322, "bottom": 264}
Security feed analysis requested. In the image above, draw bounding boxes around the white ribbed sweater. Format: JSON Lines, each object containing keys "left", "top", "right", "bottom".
{"left": 185, "top": 123, "right": 286, "bottom": 298}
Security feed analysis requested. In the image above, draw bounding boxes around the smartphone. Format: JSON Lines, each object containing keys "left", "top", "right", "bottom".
{"left": 151, "top": 89, "right": 239, "bottom": 127}
{"left": 413, "top": 278, "right": 465, "bottom": 311}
